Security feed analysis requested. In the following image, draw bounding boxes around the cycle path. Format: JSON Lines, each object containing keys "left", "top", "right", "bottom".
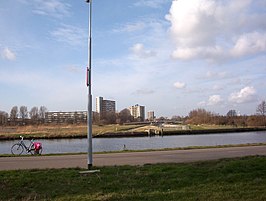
{"left": 1, "top": 145, "right": 266, "bottom": 170}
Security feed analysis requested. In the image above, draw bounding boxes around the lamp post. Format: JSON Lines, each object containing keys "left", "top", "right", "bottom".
{"left": 86, "top": 0, "right": 93, "bottom": 169}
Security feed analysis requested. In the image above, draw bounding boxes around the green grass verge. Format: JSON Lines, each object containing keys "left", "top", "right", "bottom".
{"left": 1, "top": 156, "right": 266, "bottom": 201}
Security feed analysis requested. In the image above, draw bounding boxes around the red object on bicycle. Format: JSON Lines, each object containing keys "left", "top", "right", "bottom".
{"left": 34, "top": 142, "right": 42, "bottom": 151}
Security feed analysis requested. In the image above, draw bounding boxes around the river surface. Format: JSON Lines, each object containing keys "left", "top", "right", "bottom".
{"left": 1, "top": 131, "right": 266, "bottom": 154}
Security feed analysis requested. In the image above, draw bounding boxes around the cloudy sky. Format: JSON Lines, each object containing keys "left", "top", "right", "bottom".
{"left": 0, "top": 0, "right": 265, "bottom": 117}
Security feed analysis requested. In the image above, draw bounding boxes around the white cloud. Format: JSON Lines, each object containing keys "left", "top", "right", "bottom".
{"left": 113, "top": 18, "right": 168, "bottom": 39}
{"left": 208, "top": 95, "right": 222, "bottom": 106}
{"left": 51, "top": 24, "right": 86, "bottom": 46}
{"left": 230, "top": 32, "right": 266, "bottom": 57}
{"left": 166, "top": 0, "right": 266, "bottom": 62}
{"left": 229, "top": 86, "right": 257, "bottom": 104}
{"left": 19, "top": 0, "right": 71, "bottom": 18}
{"left": 198, "top": 94, "right": 222, "bottom": 106}
{"left": 113, "top": 22, "right": 146, "bottom": 33}
{"left": 130, "top": 43, "right": 156, "bottom": 59}
{"left": 1, "top": 48, "right": 16, "bottom": 61}
{"left": 174, "top": 81, "right": 186, "bottom": 89}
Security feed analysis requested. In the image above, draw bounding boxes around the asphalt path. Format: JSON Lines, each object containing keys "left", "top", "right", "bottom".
{"left": 1, "top": 146, "right": 266, "bottom": 170}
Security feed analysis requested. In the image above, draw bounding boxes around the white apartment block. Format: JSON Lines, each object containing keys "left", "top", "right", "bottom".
{"left": 129, "top": 104, "right": 145, "bottom": 121}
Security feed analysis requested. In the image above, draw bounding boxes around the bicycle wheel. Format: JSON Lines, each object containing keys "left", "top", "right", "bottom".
{"left": 34, "top": 147, "right": 43, "bottom": 155}
{"left": 11, "top": 144, "right": 24, "bottom": 155}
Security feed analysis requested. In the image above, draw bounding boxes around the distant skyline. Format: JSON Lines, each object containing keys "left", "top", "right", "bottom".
{"left": 0, "top": 0, "right": 266, "bottom": 117}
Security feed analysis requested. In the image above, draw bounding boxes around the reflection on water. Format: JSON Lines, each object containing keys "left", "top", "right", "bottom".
{"left": 0, "top": 131, "right": 266, "bottom": 154}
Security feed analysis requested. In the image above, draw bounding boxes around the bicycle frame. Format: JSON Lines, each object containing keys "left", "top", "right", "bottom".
{"left": 19, "top": 138, "right": 34, "bottom": 153}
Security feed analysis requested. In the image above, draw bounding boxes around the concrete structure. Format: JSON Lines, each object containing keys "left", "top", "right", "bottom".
{"left": 147, "top": 111, "right": 155, "bottom": 121}
{"left": 96, "top": 97, "right": 116, "bottom": 118}
{"left": 129, "top": 104, "right": 145, "bottom": 121}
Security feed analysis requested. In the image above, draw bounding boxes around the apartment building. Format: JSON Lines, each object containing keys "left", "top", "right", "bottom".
{"left": 96, "top": 96, "right": 116, "bottom": 118}
{"left": 147, "top": 111, "right": 155, "bottom": 121}
{"left": 129, "top": 104, "right": 145, "bottom": 121}
{"left": 45, "top": 111, "right": 87, "bottom": 123}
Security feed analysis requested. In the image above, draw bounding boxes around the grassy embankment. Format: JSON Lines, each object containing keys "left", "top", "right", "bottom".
{"left": 1, "top": 156, "right": 266, "bottom": 201}
{"left": 0, "top": 124, "right": 142, "bottom": 140}
{"left": 0, "top": 124, "right": 265, "bottom": 140}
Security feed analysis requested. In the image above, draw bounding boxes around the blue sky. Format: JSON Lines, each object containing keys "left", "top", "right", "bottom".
{"left": 0, "top": 0, "right": 266, "bottom": 117}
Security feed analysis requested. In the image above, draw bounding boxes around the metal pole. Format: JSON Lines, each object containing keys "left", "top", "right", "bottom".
{"left": 86, "top": 0, "right": 93, "bottom": 169}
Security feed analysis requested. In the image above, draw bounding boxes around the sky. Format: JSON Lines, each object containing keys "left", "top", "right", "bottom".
{"left": 0, "top": 0, "right": 266, "bottom": 118}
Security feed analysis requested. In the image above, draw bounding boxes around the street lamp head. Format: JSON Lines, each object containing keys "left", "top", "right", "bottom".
{"left": 86, "top": 0, "right": 90, "bottom": 3}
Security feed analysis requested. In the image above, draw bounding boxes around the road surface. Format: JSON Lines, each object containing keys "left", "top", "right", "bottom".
{"left": 1, "top": 146, "right": 266, "bottom": 170}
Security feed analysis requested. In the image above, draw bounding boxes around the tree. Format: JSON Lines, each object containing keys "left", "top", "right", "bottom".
{"left": 187, "top": 108, "right": 213, "bottom": 124}
{"left": 105, "top": 112, "right": 117, "bottom": 124}
{"left": 256, "top": 100, "right": 266, "bottom": 116}
{"left": 19, "top": 106, "right": 28, "bottom": 119}
{"left": 29, "top": 107, "right": 39, "bottom": 122}
{"left": 39, "top": 106, "right": 47, "bottom": 119}
{"left": 10, "top": 106, "right": 18, "bottom": 123}
{"left": 118, "top": 109, "right": 132, "bottom": 124}
{"left": 0, "top": 111, "right": 8, "bottom": 125}
{"left": 92, "top": 112, "right": 100, "bottom": 124}
{"left": 171, "top": 115, "right": 182, "bottom": 121}
{"left": 227, "top": 110, "right": 237, "bottom": 117}
{"left": 247, "top": 115, "right": 266, "bottom": 127}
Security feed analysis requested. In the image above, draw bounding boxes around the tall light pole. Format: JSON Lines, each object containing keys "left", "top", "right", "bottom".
{"left": 86, "top": 0, "right": 93, "bottom": 169}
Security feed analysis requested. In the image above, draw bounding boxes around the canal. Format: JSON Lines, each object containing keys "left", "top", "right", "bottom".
{"left": 1, "top": 131, "right": 266, "bottom": 154}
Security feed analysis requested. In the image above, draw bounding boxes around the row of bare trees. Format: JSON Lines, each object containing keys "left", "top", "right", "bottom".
{"left": 0, "top": 106, "right": 48, "bottom": 125}
{"left": 186, "top": 101, "right": 266, "bottom": 127}
{"left": 186, "top": 109, "right": 266, "bottom": 127}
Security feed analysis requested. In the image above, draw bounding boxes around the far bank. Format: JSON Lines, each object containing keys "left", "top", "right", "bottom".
{"left": 0, "top": 124, "right": 266, "bottom": 140}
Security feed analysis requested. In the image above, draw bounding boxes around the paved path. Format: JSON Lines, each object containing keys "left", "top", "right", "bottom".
{"left": 1, "top": 146, "right": 266, "bottom": 170}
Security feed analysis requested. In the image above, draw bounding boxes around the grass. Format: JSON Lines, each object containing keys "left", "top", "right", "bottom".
{"left": 0, "top": 124, "right": 142, "bottom": 139}
{"left": 188, "top": 124, "right": 239, "bottom": 130}
{"left": 1, "top": 156, "right": 266, "bottom": 201}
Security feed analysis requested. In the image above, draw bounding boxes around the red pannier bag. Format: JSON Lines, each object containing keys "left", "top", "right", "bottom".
{"left": 34, "top": 142, "right": 42, "bottom": 154}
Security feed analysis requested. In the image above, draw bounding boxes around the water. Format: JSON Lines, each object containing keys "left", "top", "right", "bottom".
{"left": 1, "top": 131, "right": 266, "bottom": 154}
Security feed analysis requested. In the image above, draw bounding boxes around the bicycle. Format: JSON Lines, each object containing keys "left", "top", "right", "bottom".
{"left": 11, "top": 136, "right": 43, "bottom": 155}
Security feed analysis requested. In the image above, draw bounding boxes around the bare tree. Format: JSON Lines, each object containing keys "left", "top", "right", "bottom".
{"left": 0, "top": 111, "right": 8, "bottom": 125}
{"left": 105, "top": 112, "right": 117, "bottom": 124}
{"left": 256, "top": 100, "right": 266, "bottom": 116}
{"left": 29, "top": 107, "right": 39, "bottom": 121}
{"left": 227, "top": 110, "right": 237, "bottom": 117}
{"left": 39, "top": 106, "right": 47, "bottom": 119}
{"left": 188, "top": 108, "right": 213, "bottom": 124}
{"left": 10, "top": 106, "right": 18, "bottom": 123}
{"left": 19, "top": 106, "right": 28, "bottom": 119}
{"left": 92, "top": 112, "right": 99, "bottom": 124}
